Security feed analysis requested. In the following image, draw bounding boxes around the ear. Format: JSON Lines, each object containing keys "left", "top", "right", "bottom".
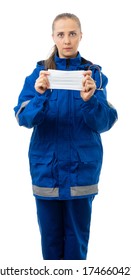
{"left": 80, "top": 32, "right": 83, "bottom": 41}
{"left": 52, "top": 34, "right": 55, "bottom": 42}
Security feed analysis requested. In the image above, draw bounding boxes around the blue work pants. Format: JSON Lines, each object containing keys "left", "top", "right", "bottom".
{"left": 35, "top": 196, "right": 94, "bottom": 260}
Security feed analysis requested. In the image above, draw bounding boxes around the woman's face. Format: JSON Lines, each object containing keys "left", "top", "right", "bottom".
{"left": 52, "top": 18, "right": 82, "bottom": 58}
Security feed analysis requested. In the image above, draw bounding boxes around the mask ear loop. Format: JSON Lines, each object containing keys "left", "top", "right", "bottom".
{"left": 88, "top": 65, "right": 103, "bottom": 90}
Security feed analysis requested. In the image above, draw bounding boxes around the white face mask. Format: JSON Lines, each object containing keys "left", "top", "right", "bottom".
{"left": 48, "top": 69, "right": 84, "bottom": 90}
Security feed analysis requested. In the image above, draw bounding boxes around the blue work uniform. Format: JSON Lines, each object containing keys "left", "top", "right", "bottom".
{"left": 14, "top": 52, "right": 118, "bottom": 259}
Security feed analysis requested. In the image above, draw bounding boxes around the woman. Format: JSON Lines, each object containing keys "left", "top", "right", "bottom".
{"left": 14, "top": 13, "right": 118, "bottom": 260}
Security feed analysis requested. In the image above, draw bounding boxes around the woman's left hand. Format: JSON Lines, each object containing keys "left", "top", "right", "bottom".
{"left": 80, "top": 70, "right": 96, "bottom": 101}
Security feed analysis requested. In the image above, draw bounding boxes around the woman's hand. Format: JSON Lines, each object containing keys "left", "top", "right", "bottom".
{"left": 34, "top": 71, "right": 50, "bottom": 94}
{"left": 80, "top": 70, "right": 96, "bottom": 101}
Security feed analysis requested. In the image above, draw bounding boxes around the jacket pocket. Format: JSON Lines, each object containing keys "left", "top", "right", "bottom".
{"left": 30, "top": 155, "right": 55, "bottom": 188}
{"left": 48, "top": 90, "right": 58, "bottom": 115}
{"left": 50, "top": 90, "right": 58, "bottom": 100}
{"left": 76, "top": 147, "right": 103, "bottom": 185}
{"left": 73, "top": 91, "right": 81, "bottom": 99}
{"left": 78, "top": 145, "right": 102, "bottom": 162}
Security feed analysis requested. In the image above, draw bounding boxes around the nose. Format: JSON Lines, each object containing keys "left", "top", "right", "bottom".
{"left": 64, "top": 35, "right": 71, "bottom": 44}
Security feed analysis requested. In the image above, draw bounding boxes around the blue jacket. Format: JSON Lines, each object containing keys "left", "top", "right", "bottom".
{"left": 14, "top": 52, "right": 118, "bottom": 200}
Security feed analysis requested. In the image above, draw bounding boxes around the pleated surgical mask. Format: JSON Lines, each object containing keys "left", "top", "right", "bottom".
{"left": 48, "top": 69, "right": 84, "bottom": 90}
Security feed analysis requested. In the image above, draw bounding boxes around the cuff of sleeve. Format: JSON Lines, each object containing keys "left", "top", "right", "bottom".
{"left": 35, "top": 90, "right": 50, "bottom": 106}
{"left": 80, "top": 95, "right": 97, "bottom": 110}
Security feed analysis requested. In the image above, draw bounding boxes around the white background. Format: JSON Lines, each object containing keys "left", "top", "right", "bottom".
{"left": 0, "top": 0, "right": 131, "bottom": 274}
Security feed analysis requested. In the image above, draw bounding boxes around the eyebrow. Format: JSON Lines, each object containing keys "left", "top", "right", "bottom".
{"left": 56, "top": 30, "right": 77, "bottom": 34}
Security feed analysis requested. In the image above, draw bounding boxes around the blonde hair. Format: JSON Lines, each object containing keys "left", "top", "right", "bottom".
{"left": 44, "top": 13, "right": 81, "bottom": 69}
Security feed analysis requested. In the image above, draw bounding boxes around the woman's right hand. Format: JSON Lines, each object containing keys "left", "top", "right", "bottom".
{"left": 34, "top": 71, "right": 50, "bottom": 94}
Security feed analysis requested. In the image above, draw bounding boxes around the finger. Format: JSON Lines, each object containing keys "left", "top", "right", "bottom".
{"left": 87, "top": 89, "right": 94, "bottom": 96}
{"left": 39, "top": 70, "right": 50, "bottom": 77}
{"left": 85, "top": 80, "right": 95, "bottom": 87}
{"left": 82, "top": 76, "right": 90, "bottom": 86}
{"left": 85, "top": 78, "right": 96, "bottom": 87}
{"left": 84, "top": 82, "right": 96, "bottom": 92}
{"left": 82, "top": 75, "right": 94, "bottom": 86}
{"left": 44, "top": 77, "right": 50, "bottom": 88}
{"left": 39, "top": 76, "right": 50, "bottom": 88}
{"left": 83, "top": 70, "right": 92, "bottom": 77}
{"left": 35, "top": 79, "right": 48, "bottom": 93}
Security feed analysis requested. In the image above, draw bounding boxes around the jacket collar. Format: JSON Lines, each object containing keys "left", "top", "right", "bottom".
{"left": 54, "top": 52, "right": 82, "bottom": 69}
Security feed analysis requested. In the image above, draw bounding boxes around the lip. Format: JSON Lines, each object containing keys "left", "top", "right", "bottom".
{"left": 63, "top": 48, "right": 72, "bottom": 50}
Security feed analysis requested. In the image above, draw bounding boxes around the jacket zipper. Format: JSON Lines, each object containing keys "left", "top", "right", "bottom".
{"left": 66, "top": 58, "right": 71, "bottom": 187}
{"left": 66, "top": 59, "right": 70, "bottom": 69}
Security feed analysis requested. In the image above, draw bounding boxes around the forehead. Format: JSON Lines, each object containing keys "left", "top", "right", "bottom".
{"left": 53, "top": 18, "right": 80, "bottom": 32}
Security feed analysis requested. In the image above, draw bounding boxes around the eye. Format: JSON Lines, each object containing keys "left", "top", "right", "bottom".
{"left": 57, "top": 33, "right": 64, "bottom": 38}
{"left": 70, "top": 32, "right": 77, "bottom": 37}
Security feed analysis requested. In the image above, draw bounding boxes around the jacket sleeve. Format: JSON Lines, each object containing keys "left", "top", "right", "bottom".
{"left": 80, "top": 71, "right": 118, "bottom": 133}
{"left": 14, "top": 68, "right": 50, "bottom": 128}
